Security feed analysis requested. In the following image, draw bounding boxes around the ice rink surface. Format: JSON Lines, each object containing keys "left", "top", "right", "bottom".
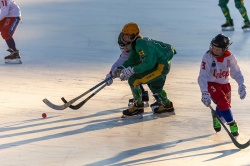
{"left": 0, "top": 0, "right": 250, "bottom": 165}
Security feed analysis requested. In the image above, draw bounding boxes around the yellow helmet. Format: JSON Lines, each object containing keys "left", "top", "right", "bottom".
{"left": 122, "top": 22, "right": 140, "bottom": 35}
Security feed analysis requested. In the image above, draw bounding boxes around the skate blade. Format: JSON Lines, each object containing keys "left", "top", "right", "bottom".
{"left": 121, "top": 114, "right": 143, "bottom": 119}
{"left": 222, "top": 27, "right": 234, "bottom": 31}
{"left": 5, "top": 59, "right": 22, "bottom": 64}
{"left": 243, "top": 28, "right": 250, "bottom": 32}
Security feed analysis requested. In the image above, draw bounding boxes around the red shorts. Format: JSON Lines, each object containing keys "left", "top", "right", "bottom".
{"left": 0, "top": 17, "right": 20, "bottom": 40}
{"left": 208, "top": 82, "right": 231, "bottom": 111}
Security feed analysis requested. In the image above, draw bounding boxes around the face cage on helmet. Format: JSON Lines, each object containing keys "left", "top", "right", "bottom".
{"left": 119, "top": 41, "right": 130, "bottom": 52}
{"left": 118, "top": 41, "right": 129, "bottom": 47}
{"left": 120, "top": 33, "right": 131, "bottom": 46}
{"left": 119, "top": 42, "right": 131, "bottom": 52}
{"left": 120, "top": 32, "right": 139, "bottom": 46}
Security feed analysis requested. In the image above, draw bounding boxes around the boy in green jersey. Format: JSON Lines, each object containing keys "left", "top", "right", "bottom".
{"left": 113, "top": 22, "right": 176, "bottom": 117}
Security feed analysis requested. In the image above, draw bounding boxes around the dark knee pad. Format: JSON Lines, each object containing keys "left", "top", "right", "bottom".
{"left": 218, "top": 0, "right": 229, "bottom": 7}
{"left": 235, "top": 0, "right": 244, "bottom": 9}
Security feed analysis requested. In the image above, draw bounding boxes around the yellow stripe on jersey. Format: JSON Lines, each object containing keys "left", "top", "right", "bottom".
{"left": 133, "top": 64, "right": 165, "bottom": 87}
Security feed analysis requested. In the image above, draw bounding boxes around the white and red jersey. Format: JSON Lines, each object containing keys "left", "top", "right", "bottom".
{"left": 198, "top": 50, "right": 244, "bottom": 92}
{"left": 0, "top": 0, "right": 21, "bottom": 21}
{"left": 109, "top": 51, "right": 130, "bottom": 74}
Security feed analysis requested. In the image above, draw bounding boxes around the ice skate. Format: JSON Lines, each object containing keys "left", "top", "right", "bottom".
{"left": 242, "top": 20, "right": 250, "bottom": 32}
{"left": 213, "top": 116, "right": 221, "bottom": 132}
{"left": 150, "top": 101, "right": 175, "bottom": 115}
{"left": 128, "top": 91, "right": 149, "bottom": 108}
{"left": 228, "top": 120, "right": 239, "bottom": 137}
{"left": 121, "top": 102, "right": 144, "bottom": 119}
{"left": 221, "top": 19, "right": 234, "bottom": 31}
{"left": 4, "top": 49, "right": 22, "bottom": 64}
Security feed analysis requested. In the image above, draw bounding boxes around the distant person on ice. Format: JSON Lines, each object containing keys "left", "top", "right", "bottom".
{"left": 218, "top": 0, "right": 250, "bottom": 31}
{"left": 198, "top": 34, "right": 246, "bottom": 137}
{"left": 112, "top": 22, "right": 176, "bottom": 118}
{"left": 0, "top": 0, "right": 22, "bottom": 64}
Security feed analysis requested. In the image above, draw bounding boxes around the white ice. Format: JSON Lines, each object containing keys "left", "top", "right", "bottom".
{"left": 0, "top": 0, "right": 250, "bottom": 165}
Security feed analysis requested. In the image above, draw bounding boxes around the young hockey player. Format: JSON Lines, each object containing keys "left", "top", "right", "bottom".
{"left": 198, "top": 34, "right": 246, "bottom": 137}
{"left": 218, "top": 0, "right": 250, "bottom": 31}
{"left": 113, "top": 22, "right": 176, "bottom": 117}
{"left": 105, "top": 32, "right": 151, "bottom": 107}
{"left": 0, "top": 0, "right": 22, "bottom": 64}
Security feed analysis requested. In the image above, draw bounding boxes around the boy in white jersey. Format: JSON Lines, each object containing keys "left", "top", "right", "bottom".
{"left": 198, "top": 34, "right": 246, "bottom": 137}
{"left": 0, "top": 0, "right": 21, "bottom": 64}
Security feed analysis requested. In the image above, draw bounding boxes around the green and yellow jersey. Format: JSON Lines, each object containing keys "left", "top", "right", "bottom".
{"left": 122, "top": 37, "right": 176, "bottom": 73}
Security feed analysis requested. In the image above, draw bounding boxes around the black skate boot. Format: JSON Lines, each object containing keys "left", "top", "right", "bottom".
{"left": 4, "top": 49, "right": 22, "bottom": 64}
{"left": 221, "top": 19, "right": 234, "bottom": 31}
{"left": 122, "top": 102, "right": 144, "bottom": 118}
{"left": 242, "top": 20, "right": 250, "bottom": 32}
{"left": 150, "top": 101, "right": 175, "bottom": 114}
{"left": 128, "top": 91, "right": 149, "bottom": 108}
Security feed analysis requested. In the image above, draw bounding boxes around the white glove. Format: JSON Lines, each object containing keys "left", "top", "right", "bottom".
{"left": 105, "top": 74, "right": 113, "bottom": 86}
{"left": 120, "top": 67, "right": 134, "bottom": 81}
{"left": 238, "top": 84, "right": 246, "bottom": 99}
{"left": 201, "top": 92, "right": 211, "bottom": 107}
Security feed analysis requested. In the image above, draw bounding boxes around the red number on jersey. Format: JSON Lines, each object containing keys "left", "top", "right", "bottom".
{"left": 201, "top": 61, "right": 206, "bottom": 69}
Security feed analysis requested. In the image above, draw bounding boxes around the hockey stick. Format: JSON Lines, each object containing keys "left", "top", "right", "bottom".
{"left": 61, "top": 84, "right": 106, "bottom": 110}
{"left": 43, "top": 77, "right": 111, "bottom": 110}
{"left": 209, "top": 105, "right": 250, "bottom": 149}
